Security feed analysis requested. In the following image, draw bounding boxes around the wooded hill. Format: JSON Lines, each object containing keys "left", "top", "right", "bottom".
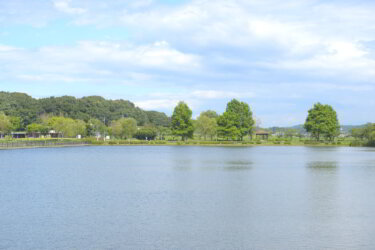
{"left": 0, "top": 91, "right": 170, "bottom": 130}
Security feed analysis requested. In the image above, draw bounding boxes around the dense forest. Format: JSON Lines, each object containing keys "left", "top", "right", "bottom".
{"left": 0, "top": 91, "right": 170, "bottom": 130}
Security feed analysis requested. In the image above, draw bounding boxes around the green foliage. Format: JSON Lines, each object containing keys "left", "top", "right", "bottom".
{"left": 0, "top": 112, "right": 12, "bottom": 133}
{"left": 0, "top": 91, "right": 169, "bottom": 129}
{"left": 86, "top": 118, "right": 107, "bottom": 137}
{"left": 135, "top": 127, "right": 158, "bottom": 140}
{"left": 156, "top": 126, "right": 172, "bottom": 140}
{"left": 111, "top": 118, "right": 137, "bottom": 139}
{"left": 196, "top": 113, "right": 218, "bottom": 140}
{"left": 171, "top": 102, "right": 194, "bottom": 141}
{"left": 27, "top": 123, "right": 48, "bottom": 133}
{"left": 304, "top": 103, "right": 340, "bottom": 141}
{"left": 47, "top": 116, "right": 86, "bottom": 138}
{"left": 217, "top": 99, "right": 254, "bottom": 140}
{"left": 200, "top": 110, "right": 219, "bottom": 119}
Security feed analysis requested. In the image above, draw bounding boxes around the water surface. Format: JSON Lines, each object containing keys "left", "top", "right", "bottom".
{"left": 1, "top": 146, "right": 375, "bottom": 249}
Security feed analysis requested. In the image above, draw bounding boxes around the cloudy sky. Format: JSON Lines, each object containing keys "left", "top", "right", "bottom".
{"left": 1, "top": 0, "right": 374, "bottom": 126}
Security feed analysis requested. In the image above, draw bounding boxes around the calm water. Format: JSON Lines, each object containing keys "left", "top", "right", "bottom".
{"left": 1, "top": 146, "right": 375, "bottom": 250}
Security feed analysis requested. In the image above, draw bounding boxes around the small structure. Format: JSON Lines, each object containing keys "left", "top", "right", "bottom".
{"left": 27, "top": 132, "right": 41, "bottom": 138}
{"left": 255, "top": 130, "right": 270, "bottom": 140}
{"left": 0, "top": 133, "right": 5, "bottom": 139}
{"left": 48, "top": 130, "right": 63, "bottom": 138}
{"left": 11, "top": 132, "right": 27, "bottom": 139}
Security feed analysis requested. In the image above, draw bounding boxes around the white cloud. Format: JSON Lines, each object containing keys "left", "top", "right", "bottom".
{"left": 53, "top": 0, "right": 87, "bottom": 15}
{"left": 0, "top": 44, "right": 19, "bottom": 52}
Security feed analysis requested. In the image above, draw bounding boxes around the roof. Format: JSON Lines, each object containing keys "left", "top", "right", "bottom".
{"left": 255, "top": 130, "right": 270, "bottom": 135}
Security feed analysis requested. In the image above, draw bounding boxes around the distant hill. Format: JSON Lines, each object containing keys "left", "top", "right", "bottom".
{"left": 0, "top": 91, "right": 170, "bottom": 128}
{"left": 267, "top": 124, "right": 367, "bottom": 134}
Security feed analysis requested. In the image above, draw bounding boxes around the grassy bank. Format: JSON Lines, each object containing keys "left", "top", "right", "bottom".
{"left": 1, "top": 137, "right": 372, "bottom": 149}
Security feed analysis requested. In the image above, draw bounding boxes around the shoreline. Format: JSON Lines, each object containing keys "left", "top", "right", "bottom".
{"left": 0, "top": 141, "right": 365, "bottom": 150}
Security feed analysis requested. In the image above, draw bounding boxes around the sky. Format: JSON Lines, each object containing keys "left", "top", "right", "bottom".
{"left": 0, "top": 0, "right": 375, "bottom": 127}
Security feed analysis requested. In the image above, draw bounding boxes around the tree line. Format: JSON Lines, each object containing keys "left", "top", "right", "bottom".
{"left": 2, "top": 91, "right": 369, "bottom": 143}
{"left": 0, "top": 91, "right": 170, "bottom": 129}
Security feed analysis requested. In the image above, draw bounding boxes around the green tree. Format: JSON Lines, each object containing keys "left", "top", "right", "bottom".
{"left": 111, "top": 118, "right": 137, "bottom": 139}
{"left": 304, "top": 103, "right": 340, "bottom": 141}
{"left": 156, "top": 126, "right": 171, "bottom": 140}
{"left": 171, "top": 101, "right": 194, "bottom": 141}
{"left": 86, "top": 118, "right": 107, "bottom": 137}
{"left": 135, "top": 126, "right": 157, "bottom": 140}
{"left": 196, "top": 113, "right": 218, "bottom": 140}
{"left": 0, "top": 112, "right": 11, "bottom": 134}
{"left": 217, "top": 99, "right": 254, "bottom": 140}
{"left": 27, "top": 123, "right": 48, "bottom": 134}
{"left": 47, "top": 116, "right": 86, "bottom": 138}
{"left": 200, "top": 110, "right": 219, "bottom": 119}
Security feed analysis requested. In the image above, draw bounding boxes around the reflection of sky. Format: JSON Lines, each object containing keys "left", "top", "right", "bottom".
{"left": 1, "top": 0, "right": 375, "bottom": 126}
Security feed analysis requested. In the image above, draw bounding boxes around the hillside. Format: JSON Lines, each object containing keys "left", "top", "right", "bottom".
{"left": 0, "top": 92, "right": 170, "bottom": 129}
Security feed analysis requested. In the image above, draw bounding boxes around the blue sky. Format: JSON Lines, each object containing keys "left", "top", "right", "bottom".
{"left": 1, "top": 0, "right": 374, "bottom": 126}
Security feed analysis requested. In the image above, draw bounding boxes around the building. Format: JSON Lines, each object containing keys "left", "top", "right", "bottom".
{"left": 11, "top": 132, "right": 27, "bottom": 139}
{"left": 255, "top": 130, "right": 270, "bottom": 140}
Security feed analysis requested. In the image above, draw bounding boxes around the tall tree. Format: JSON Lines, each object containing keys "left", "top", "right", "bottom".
{"left": 111, "top": 118, "right": 137, "bottom": 139}
{"left": 196, "top": 113, "right": 218, "bottom": 140}
{"left": 171, "top": 102, "right": 194, "bottom": 141}
{"left": 217, "top": 99, "right": 254, "bottom": 140}
{"left": 0, "top": 112, "right": 11, "bottom": 134}
{"left": 304, "top": 103, "right": 340, "bottom": 141}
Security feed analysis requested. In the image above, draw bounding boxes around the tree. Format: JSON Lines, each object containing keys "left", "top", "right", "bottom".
{"left": 196, "top": 113, "right": 218, "bottom": 140}
{"left": 217, "top": 99, "right": 254, "bottom": 140}
{"left": 47, "top": 116, "right": 86, "bottom": 138}
{"left": 304, "top": 103, "right": 340, "bottom": 141}
{"left": 27, "top": 123, "right": 48, "bottom": 134}
{"left": 135, "top": 126, "right": 157, "bottom": 140}
{"left": 0, "top": 112, "right": 11, "bottom": 134}
{"left": 200, "top": 110, "right": 219, "bottom": 119}
{"left": 86, "top": 118, "right": 107, "bottom": 137}
{"left": 171, "top": 102, "right": 194, "bottom": 141}
{"left": 111, "top": 118, "right": 137, "bottom": 139}
{"left": 156, "top": 126, "right": 171, "bottom": 140}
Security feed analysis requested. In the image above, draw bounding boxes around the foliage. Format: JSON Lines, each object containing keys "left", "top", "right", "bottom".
{"left": 134, "top": 126, "right": 158, "bottom": 140}
{"left": 217, "top": 99, "right": 254, "bottom": 140}
{"left": 111, "top": 118, "right": 137, "bottom": 139}
{"left": 0, "top": 112, "right": 12, "bottom": 133}
{"left": 200, "top": 110, "right": 219, "bottom": 119}
{"left": 47, "top": 116, "right": 86, "bottom": 138}
{"left": 27, "top": 123, "right": 48, "bottom": 133}
{"left": 86, "top": 118, "right": 107, "bottom": 137}
{"left": 0, "top": 91, "right": 169, "bottom": 129}
{"left": 156, "top": 126, "right": 172, "bottom": 140}
{"left": 304, "top": 103, "right": 340, "bottom": 141}
{"left": 351, "top": 123, "right": 375, "bottom": 146}
{"left": 171, "top": 102, "right": 194, "bottom": 141}
{"left": 196, "top": 113, "right": 218, "bottom": 140}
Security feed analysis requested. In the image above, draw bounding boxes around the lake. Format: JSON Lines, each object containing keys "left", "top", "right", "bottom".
{"left": 1, "top": 146, "right": 375, "bottom": 249}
